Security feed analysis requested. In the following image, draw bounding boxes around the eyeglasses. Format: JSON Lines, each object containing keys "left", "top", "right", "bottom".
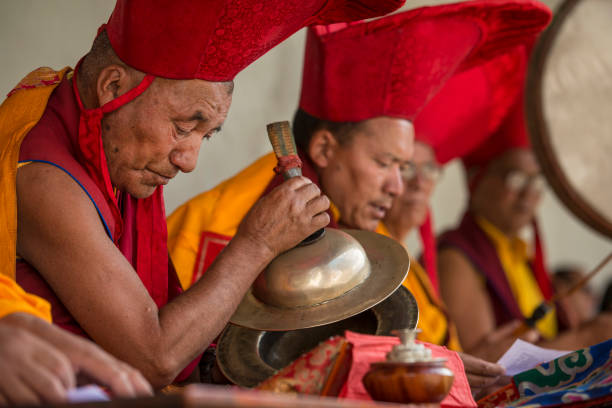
{"left": 401, "top": 161, "right": 442, "bottom": 182}
{"left": 504, "top": 170, "right": 546, "bottom": 193}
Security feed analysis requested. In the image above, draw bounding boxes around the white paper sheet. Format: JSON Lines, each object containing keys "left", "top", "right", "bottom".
{"left": 67, "top": 385, "right": 110, "bottom": 403}
{"left": 497, "top": 339, "right": 570, "bottom": 376}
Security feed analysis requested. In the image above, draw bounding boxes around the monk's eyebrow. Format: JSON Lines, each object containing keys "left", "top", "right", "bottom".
{"left": 381, "top": 152, "right": 409, "bottom": 165}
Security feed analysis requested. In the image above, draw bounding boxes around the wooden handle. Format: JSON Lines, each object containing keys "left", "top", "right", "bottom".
{"left": 267, "top": 121, "right": 325, "bottom": 245}
{"left": 266, "top": 121, "right": 302, "bottom": 179}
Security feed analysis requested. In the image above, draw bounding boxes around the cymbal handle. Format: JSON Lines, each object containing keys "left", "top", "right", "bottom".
{"left": 266, "top": 121, "right": 302, "bottom": 180}
{"left": 266, "top": 121, "right": 324, "bottom": 245}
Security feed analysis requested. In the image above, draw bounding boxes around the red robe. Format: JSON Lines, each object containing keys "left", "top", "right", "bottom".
{"left": 16, "top": 75, "right": 197, "bottom": 381}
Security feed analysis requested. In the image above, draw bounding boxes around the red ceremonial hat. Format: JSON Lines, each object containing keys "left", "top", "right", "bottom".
{"left": 103, "top": 0, "right": 405, "bottom": 82}
{"left": 409, "top": 16, "right": 548, "bottom": 296}
{"left": 414, "top": 46, "right": 530, "bottom": 165}
{"left": 299, "top": 0, "right": 551, "bottom": 122}
{"left": 462, "top": 92, "right": 531, "bottom": 171}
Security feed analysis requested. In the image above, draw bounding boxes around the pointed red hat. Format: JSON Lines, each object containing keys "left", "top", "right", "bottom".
{"left": 414, "top": 45, "right": 531, "bottom": 165}
{"left": 462, "top": 91, "right": 531, "bottom": 170}
{"left": 299, "top": 0, "right": 551, "bottom": 123}
{"left": 104, "top": 0, "right": 405, "bottom": 81}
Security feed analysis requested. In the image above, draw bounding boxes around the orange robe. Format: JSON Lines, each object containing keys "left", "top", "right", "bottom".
{"left": 0, "top": 67, "right": 70, "bottom": 279}
{"left": 167, "top": 153, "right": 462, "bottom": 350}
{"left": 0, "top": 68, "right": 61, "bottom": 324}
{"left": 0, "top": 275, "right": 51, "bottom": 322}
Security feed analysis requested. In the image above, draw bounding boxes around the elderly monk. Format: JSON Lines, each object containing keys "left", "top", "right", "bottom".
{"left": 167, "top": 0, "right": 552, "bottom": 394}
{"left": 2, "top": 0, "right": 405, "bottom": 389}
{"left": 437, "top": 97, "right": 612, "bottom": 361}
{"left": 383, "top": 46, "right": 543, "bottom": 365}
{"left": 0, "top": 275, "right": 151, "bottom": 405}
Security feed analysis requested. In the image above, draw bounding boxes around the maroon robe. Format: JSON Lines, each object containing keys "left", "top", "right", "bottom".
{"left": 16, "top": 77, "right": 198, "bottom": 381}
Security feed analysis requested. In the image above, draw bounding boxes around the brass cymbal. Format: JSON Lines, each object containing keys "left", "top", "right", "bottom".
{"left": 229, "top": 229, "right": 410, "bottom": 331}
{"left": 218, "top": 285, "right": 419, "bottom": 387}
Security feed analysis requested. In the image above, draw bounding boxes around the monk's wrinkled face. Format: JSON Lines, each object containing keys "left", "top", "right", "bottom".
{"left": 471, "top": 149, "right": 544, "bottom": 236}
{"left": 101, "top": 78, "right": 232, "bottom": 198}
{"left": 384, "top": 141, "right": 440, "bottom": 231}
{"left": 316, "top": 117, "right": 414, "bottom": 231}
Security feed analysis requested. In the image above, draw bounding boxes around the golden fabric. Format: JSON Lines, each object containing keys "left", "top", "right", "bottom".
{"left": 376, "top": 224, "right": 462, "bottom": 351}
{"left": 0, "top": 67, "right": 70, "bottom": 279}
{"left": 476, "top": 216, "right": 557, "bottom": 339}
{"left": 0, "top": 275, "right": 51, "bottom": 322}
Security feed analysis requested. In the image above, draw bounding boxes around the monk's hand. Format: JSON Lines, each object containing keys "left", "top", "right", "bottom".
{"left": 458, "top": 352, "right": 508, "bottom": 397}
{"left": 0, "top": 318, "right": 75, "bottom": 406}
{"left": 468, "top": 320, "right": 539, "bottom": 362}
{"left": 2, "top": 313, "right": 153, "bottom": 399}
{"left": 237, "top": 176, "right": 330, "bottom": 259}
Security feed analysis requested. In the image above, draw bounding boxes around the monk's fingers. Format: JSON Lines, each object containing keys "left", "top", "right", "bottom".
{"left": 465, "top": 373, "right": 502, "bottom": 390}
{"left": 311, "top": 211, "right": 331, "bottom": 230}
{"left": 75, "top": 347, "right": 152, "bottom": 397}
{"left": 125, "top": 368, "right": 153, "bottom": 397}
{"left": 32, "top": 341, "right": 76, "bottom": 391}
{"left": 20, "top": 363, "right": 70, "bottom": 404}
{"left": 283, "top": 176, "right": 314, "bottom": 192}
{"left": 487, "top": 320, "right": 523, "bottom": 344}
{"left": 518, "top": 328, "right": 540, "bottom": 344}
{"left": 0, "top": 371, "right": 43, "bottom": 406}
{"left": 105, "top": 364, "right": 152, "bottom": 397}
{"left": 305, "top": 194, "right": 330, "bottom": 216}
{"left": 459, "top": 352, "right": 505, "bottom": 377}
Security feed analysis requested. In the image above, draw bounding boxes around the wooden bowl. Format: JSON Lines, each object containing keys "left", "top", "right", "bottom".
{"left": 362, "top": 360, "right": 454, "bottom": 404}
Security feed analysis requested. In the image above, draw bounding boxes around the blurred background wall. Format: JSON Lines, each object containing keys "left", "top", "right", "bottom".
{"left": 1, "top": 0, "right": 609, "bottom": 297}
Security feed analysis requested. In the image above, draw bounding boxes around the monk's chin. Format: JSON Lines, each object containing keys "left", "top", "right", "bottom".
{"left": 124, "top": 183, "right": 159, "bottom": 199}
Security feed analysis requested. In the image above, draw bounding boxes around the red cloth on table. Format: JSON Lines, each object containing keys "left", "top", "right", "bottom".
{"left": 339, "top": 331, "right": 476, "bottom": 408}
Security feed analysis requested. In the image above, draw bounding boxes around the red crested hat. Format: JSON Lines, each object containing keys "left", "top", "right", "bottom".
{"left": 299, "top": 0, "right": 551, "bottom": 122}
{"left": 103, "top": 0, "right": 405, "bottom": 82}
{"left": 415, "top": 46, "right": 530, "bottom": 164}
{"left": 462, "top": 92, "right": 531, "bottom": 170}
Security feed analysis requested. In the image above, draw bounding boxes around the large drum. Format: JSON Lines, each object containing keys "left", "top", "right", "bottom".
{"left": 526, "top": 0, "right": 612, "bottom": 239}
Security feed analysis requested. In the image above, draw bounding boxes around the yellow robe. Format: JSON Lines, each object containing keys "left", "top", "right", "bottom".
{"left": 0, "top": 67, "right": 70, "bottom": 279}
{"left": 168, "top": 153, "right": 462, "bottom": 350}
{"left": 0, "top": 68, "right": 69, "bottom": 323}
{"left": 0, "top": 275, "right": 51, "bottom": 322}
{"left": 476, "top": 217, "right": 557, "bottom": 339}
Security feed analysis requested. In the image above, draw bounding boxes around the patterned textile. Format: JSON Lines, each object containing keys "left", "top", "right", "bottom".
{"left": 256, "top": 336, "right": 349, "bottom": 395}
{"left": 478, "top": 338, "right": 612, "bottom": 407}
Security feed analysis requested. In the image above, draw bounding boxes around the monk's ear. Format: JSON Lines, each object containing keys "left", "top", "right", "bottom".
{"left": 96, "top": 64, "right": 132, "bottom": 106}
{"left": 308, "top": 128, "right": 338, "bottom": 169}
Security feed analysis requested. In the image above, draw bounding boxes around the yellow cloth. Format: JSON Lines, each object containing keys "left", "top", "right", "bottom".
{"left": 376, "top": 224, "right": 462, "bottom": 351}
{"left": 0, "top": 67, "right": 70, "bottom": 279}
{"left": 168, "top": 153, "right": 278, "bottom": 288}
{"left": 476, "top": 216, "right": 557, "bottom": 339}
{"left": 0, "top": 275, "right": 52, "bottom": 322}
